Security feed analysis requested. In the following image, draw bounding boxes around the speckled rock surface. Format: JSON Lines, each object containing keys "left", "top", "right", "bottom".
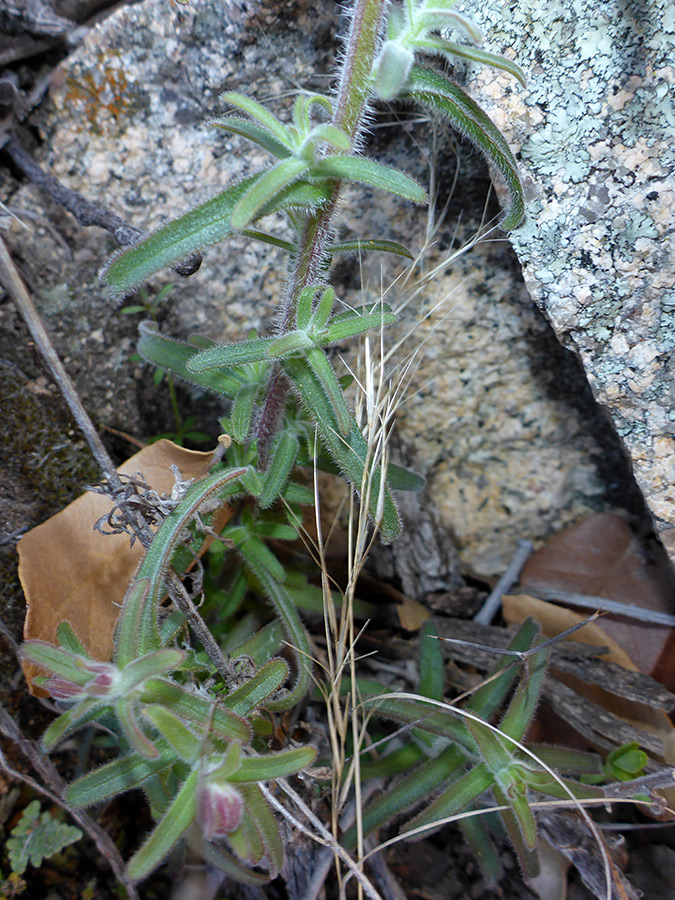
{"left": 0, "top": 0, "right": 652, "bottom": 574}
{"left": 462, "top": 0, "right": 675, "bottom": 559}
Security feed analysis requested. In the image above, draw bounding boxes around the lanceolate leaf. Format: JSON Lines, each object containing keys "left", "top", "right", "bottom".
{"left": 282, "top": 356, "right": 401, "bottom": 541}
{"left": 103, "top": 174, "right": 264, "bottom": 297}
{"left": 230, "top": 158, "right": 311, "bottom": 230}
{"left": 222, "top": 658, "right": 290, "bottom": 715}
{"left": 259, "top": 431, "right": 299, "bottom": 508}
{"left": 312, "top": 154, "right": 427, "bottom": 204}
{"left": 141, "top": 678, "right": 253, "bottom": 744}
{"left": 211, "top": 116, "right": 293, "bottom": 160}
{"left": 104, "top": 176, "right": 328, "bottom": 298}
{"left": 220, "top": 91, "right": 294, "bottom": 150}
{"left": 126, "top": 767, "right": 200, "bottom": 881}
{"left": 343, "top": 745, "right": 465, "bottom": 850}
{"left": 137, "top": 322, "right": 242, "bottom": 398}
{"left": 66, "top": 752, "right": 175, "bottom": 808}
{"left": 227, "top": 746, "right": 316, "bottom": 782}
{"left": 324, "top": 307, "right": 397, "bottom": 343}
{"left": 422, "top": 37, "right": 527, "bottom": 87}
{"left": 328, "top": 238, "right": 413, "bottom": 259}
{"left": 403, "top": 65, "right": 524, "bottom": 229}
{"left": 188, "top": 337, "right": 276, "bottom": 371}
{"left": 403, "top": 763, "right": 495, "bottom": 839}
{"left": 237, "top": 783, "right": 283, "bottom": 877}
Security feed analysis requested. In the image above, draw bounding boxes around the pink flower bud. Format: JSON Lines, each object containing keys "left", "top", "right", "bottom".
{"left": 43, "top": 678, "right": 84, "bottom": 700}
{"left": 197, "top": 781, "right": 244, "bottom": 840}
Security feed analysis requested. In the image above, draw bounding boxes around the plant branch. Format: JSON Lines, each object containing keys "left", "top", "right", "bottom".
{"left": 256, "top": 0, "right": 387, "bottom": 455}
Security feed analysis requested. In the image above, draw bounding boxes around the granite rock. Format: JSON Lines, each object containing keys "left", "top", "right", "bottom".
{"left": 0, "top": 0, "right": 654, "bottom": 575}
{"left": 462, "top": 0, "right": 675, "bottom": 560}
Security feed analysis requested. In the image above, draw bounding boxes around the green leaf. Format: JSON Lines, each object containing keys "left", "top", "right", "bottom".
{"left": 231, "top": 158, "right": 311, "bottom": 230}
{"left": 419, "top": 621, "right": 444, "bottom": 701}
{"left": 117, "top": 699, "right": 160, "bottom": 759}
{"left": 260, "top": 431, "right": 299, "bottom": 508}
{"left": 343, "top": 745, "right": 465, "bottom": 850}
{"left": 386, "top": 461, "right": 425, "bottom": 491}
{"left": 67, "top": 752, "right": 175, "bottom": 808}
{"left": 498, "top": 642, "right": 548, "bottom": 741}
{"left": 121, "top": 649, "right": 186, "bottom": 690}
{"left": 188, "top": 336, "right": 275, "bottom": 371}
{"left": 312, "top": 154, "right": 427, "bottom": 204}
{"left": 114, "top": 579, "right": 156, "bottom": 670}
{"left": 232, "top": 382, "right": 260, "bottom": 442}
{"left": 304, "top": 348, "right": 352, "bottom": 436}
{"left": 403, "top": 763, "right": 495, "bottom": 839}
{"left": 267, "top": 330, "right": 315, "bottom": 358}
{"left": 223, "top": 658, "right": 290, "bottom": 715}
{"left": 42, "top": 699, "right": 107, "bottom": 749}
{"left": 459, "top": 815, "right": 502, "bottom": 885}
{"left": 228, "top": 745, "right": 316, "bottom": 782}
{"left": 283, "top": 356, "right": 401, "bottom": 541}
{"left": 141, "top": 679, "right": 253, "bottom": 744}
{"left": 422, "top": 37, "right": 526, "bottom": 87}
{"left": 328, "top": 238, "right": 413, "bottom": 259}
{"left": 465, "top": 717, "right": 512, "bottom": 775}
{"left": 103, "top": 173, "right": 263, "bottom": 297}
{"left": 605, "top": 742, "right": 649, "bottom": 780}
{"left": 404, "top": 65, "right": 524, "bottom": 229}
{"left": 493, "top": 783, "right": 540, "bottom": 876}
{"left": 20, "top": 642, "right": 94, "bottom": 686}
{"left": 295, "top": 285, "right": 319, "bottom": 329}
{"left": 56, "top": 622, "right": 87, "bottom": 656}
{"left": 221, "top": 92, "right": 294, "bottom": 151}
{"left": 293, "top": 92, "right": 333, "bottom": 131}
{"left": 142, "top": 705, "right": 202, "bottom": 762}
{"left": 324, "top": 307, "right": 397, "bottom": 343}
{"left": 242, "top": 567, "right": 312, "bottom": 712}
{"left": 237, "top": 783, "right": 284, "bottom": 877}
{"left": 138, "top": 322, "right": 242, "bottom": 398}
{"left": 240, "top": 229, "right": 296, "bottom": 254}
{"left": 467, "top": 619, "right": 540, "bottom": 720}
{"left": 190, "top": 831, "right": 271, "bottom": 885}
{"left": 126, "top": 766, "right": 200, "bottom": 881}
{"left": 310, "top": 285, "right": 335, "bottom": 329}
{"left": 211, "top": 116, "right": 293, "bottom": 159}
{"left": 7, "top": 801, "right": 82, "bottom": 876}
{"left": 305, "top": 124, "right": 352, "bottom": 152}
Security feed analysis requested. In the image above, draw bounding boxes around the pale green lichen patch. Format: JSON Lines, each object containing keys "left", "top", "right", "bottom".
{"left": 463, "top": 0, "right": 675, "bottom": 556}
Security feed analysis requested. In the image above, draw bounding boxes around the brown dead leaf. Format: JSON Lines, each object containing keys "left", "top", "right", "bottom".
{"left": 19, "top": 440, "right": 218, "bottom": 692}
{"left": 518, "top": 513, "right": 675, "bottom": 678}
{"left": 395, "top": 594, "right": 431, "bottom": 631}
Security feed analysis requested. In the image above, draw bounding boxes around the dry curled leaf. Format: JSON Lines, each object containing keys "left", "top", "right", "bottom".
{"left": 19, "top": 440, "right": 219, "bottom": 692}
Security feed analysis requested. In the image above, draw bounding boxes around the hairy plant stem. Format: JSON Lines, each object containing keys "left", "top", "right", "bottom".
{"left": 256, "top": 0, "right": 386, "bottom": 457}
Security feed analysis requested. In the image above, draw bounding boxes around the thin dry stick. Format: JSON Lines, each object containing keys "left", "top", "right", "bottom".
{"left": 473, "top": 537, "right": 534, "bottom": 624}
{"left": 0, "top": 703, "right": 139, "bottom": 900}
{"left": 0, "top": 236, "right": 122, "bottom": 488}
